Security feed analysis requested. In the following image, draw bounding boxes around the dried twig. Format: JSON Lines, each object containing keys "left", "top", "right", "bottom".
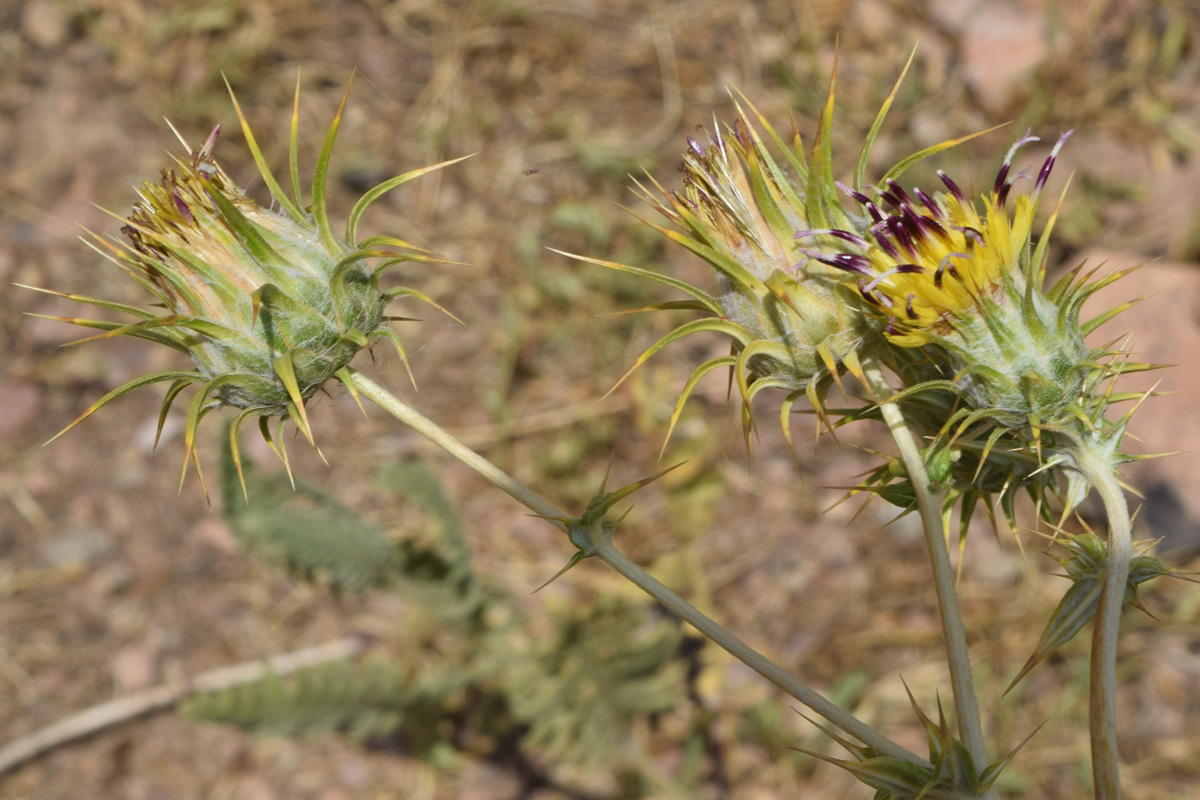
{"left": 0, "top": 636, "right": 365, "bottom": 776}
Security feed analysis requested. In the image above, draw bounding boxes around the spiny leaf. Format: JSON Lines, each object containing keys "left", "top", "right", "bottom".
{"left": 219, "top": 438, "right": 395, "bottom": 592}
{"left": 500, "top": 596, "right": 686, "bottom": 769}
{"left": 182, "top": 658, "right": 464, "bottom": 745}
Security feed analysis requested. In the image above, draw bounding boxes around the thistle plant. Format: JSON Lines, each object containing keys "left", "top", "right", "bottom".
{"left": 560, "top": 54, "right": 1179, "bottom": 798}
{"left": 33, "top": 61, "right": 1190, "bottom": 800}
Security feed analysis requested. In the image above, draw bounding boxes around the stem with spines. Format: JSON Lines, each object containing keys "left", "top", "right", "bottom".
{"left": 349, "top": 369, "right": 928, "bottom": 767}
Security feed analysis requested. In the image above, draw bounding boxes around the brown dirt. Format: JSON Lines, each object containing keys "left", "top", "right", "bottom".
{"left": 2, "top": 0, "right": 1200, "bottom": 798}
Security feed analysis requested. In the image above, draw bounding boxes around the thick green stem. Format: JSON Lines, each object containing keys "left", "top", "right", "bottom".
{"left": 1075, "top": 446, "right": 1130, "bottom": 800}
{"left": 351, "top": 369, "right": 927, "bottom": 768}
{"left": 861, "top": 357, "right": 994, "bottom": 794}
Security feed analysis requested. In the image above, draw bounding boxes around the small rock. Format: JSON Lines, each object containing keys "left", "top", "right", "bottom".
{"left": 961, "top": 4, "right": 1047, "bottom": 109}
{"left": 1081, "top": 251, "right": 1200, "bottom": 553}
{"left": 22, "top": 0, "right": 70, "bottom": 50}
{"left": 0, "top": 380, "right": 43, "bottom": 439}
{"left": 38, "top": 526, "right": 115, "bottom": 568}
{"left": 111, "top": 642, "right": 158, "bottom": 692}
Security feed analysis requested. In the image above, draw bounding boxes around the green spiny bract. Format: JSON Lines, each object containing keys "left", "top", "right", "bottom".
{"left": 31, "top": 76, "right": 466, "bottom": 496}
{"left": 1005, "top": 533, "right": 1192, "bottom": 693}
{"left": 801, "top": 684, "right": 1037, "bottom": 800}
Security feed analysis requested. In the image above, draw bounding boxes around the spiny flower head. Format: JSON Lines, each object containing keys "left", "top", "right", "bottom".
{"left": 661, "top": 114, "right": 880, "bottom": 382}
{"left": 808, "top": 128, "right": 1157, "bottom": 448}
{"left": 30, "top": 76, "right": 465, "bottom": 497}
{"left": 566, "top": 54, "right": 980, "bottom": 456}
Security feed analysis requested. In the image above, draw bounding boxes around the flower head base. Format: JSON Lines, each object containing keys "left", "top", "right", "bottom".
{"left": 1003, "top": 533, "right": 1193, "bottom": 695}
{"left": 800, "top": 683, "right": 1036, "bottom": 800}
{"left": 31, "top": 76, "right": 466, "bottom": 497}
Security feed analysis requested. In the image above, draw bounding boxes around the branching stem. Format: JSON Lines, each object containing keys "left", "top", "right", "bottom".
{"left": 351, "top": 369, "right": 928, "bottom": 768}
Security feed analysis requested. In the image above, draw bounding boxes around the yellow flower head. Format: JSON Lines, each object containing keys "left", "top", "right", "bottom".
{"left": 802, "top": 130, "right": 1072, "bottom": 347}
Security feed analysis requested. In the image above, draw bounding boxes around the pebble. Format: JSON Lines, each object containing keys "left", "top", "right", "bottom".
{"left": 21, "top": 0, "right": 70, "bottom": 50}
{"left": 38, "top": 526, "right": 115, "bottom": 568}
{"left": 0, "top": 380, "right": 43, "bottom": 440}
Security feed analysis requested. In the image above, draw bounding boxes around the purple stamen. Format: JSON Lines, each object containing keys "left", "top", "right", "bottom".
{"left": 895, "top": 263, "right": 925, "bottom": 274}
{"left": 845, "top": 188, "right": 875, "bottom": 207}
{"left": 172, "top": 191, "right": 194, "bottom": 223}
{"left": 954, "top": 225, "right": 984, "bottom": 246}
{"left": 938, "top": 171, "right": 964, "bottom": 201}
{"left": 879, "top": 189, "right": 902, "bottom": 209}
{"left": 892, "top": 218, "right": 918, "bottom": 256}
{"left": 906, "top": 293, "right": 918, "bottom": 320}
{"left": 814, "top": 251, "right": 874, "bottom": 276}
{"left": 994, "top": 128, "right": 1040, "bottom": 194}
{"left": 914, "top": 187, "right": 942, "bottom": 217}
{"left": 686, "top": 137, "right": 706, "bottom": 157}
{"left": 997, "top": 162, "right": 1036, "bottom": 206}
{"left": 830, "top": 229, "right": 869, "bottom": 248}
{"left": 900, "top": 204, "right": 927, "bottom": 233}
{"left": 917, "top": 214, "right": 950, "bottom": 242}
{"left": 198, "top": 125, "right": 221, "bottom": 161}
{"left": 1035, "top": 129, "right": 1074, "bottom": 192}
{"left": 996, "top": 183, "right": 1012, "bottom": 208}
{"left": 864, "top": 265, "right": 910, "bottom": 294}
{"left": 934, "top": 252, "right": 966, "bottom": 288}
{"left": 868, "top": 222, "right": 900, "bottom": 258}
{"left": 732, "top": 120, "right": 749, "bottom": 148}
{"left": 885, "top": 179, "right": 914, "bottom": 208}
{"left": 794, "top": 228, "right": 870, "bottom": 249}
{"left": 992, "top": 164, "right": 1010, "bottom": 197}
{"left": 857, "top": 279, "right": 890, "bottom": 308}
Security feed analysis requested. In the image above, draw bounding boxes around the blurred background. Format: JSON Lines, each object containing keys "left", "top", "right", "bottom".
{"left": 2, "top": 0, "right": 1199, "bottom": 797}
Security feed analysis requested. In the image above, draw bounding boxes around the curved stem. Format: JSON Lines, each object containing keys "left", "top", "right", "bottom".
{"left": 351, "top": 371, "right": 566, "bottom": 524}
{"left": 350, "top": 369, "right": 927, "bottom": 768}
{"left": 1075, "top": 445, "right": 1130, "bottom": 800}
{"left": 861, "top": 356, "right": 994, "bottom": 791}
